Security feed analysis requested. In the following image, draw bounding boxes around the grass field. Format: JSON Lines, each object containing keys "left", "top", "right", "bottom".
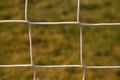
{"left": 0, "top": 0, "right": 120, "bottom": 80}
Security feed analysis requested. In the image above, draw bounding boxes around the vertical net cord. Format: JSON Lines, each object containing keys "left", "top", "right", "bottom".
{"left": 77, "top": 0, "right": 80, "bottom": 22}
{"left": 28, "top": 24, "right": 34, "bottom": 65}
{"left": 80, "top": 25, "right": 87, "bottom": 80}
{"left": 82, "top": 68, "right": 87, "bottom": 80}
{"left": 78, "top": 0, "right": 87, "bottom": 79}
{"left": 33, "top": 65, "right": 37, "bottom": 80}
{"left": 78, "top": 0, "right": 83, "bottom": 66}
{"left": 25, "top": 0, "right": 33, "bottom": 65}
{"left": 25, "top": 0, "right": 36, "bottom": 80}
{"left": 80, "top": 26, "right": 83, "bottom": 65}
{"left": 77, "top": 0, "right": 83, "bottom": 66}
{"left": 25, "top": 0, "right": 28, "bottom": 21}
{"left": 28, "top": 24, "right": 36, "bottom": 80}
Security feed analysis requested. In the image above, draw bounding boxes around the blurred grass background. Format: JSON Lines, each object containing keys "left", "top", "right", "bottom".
{"left": 0, "top": 0, "right": 120, "bottom": 80}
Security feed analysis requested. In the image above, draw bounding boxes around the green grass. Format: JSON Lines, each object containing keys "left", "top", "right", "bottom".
{"left": 0, "top": 0, "right": 120, "bottom": 80}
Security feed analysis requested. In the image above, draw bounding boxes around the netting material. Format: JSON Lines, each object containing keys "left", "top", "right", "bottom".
{"left": 0, "top": 0, "right": 120, "bottom": 80}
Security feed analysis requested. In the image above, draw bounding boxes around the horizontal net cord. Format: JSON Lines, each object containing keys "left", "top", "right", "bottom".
{"left": 80, "top": 22, "right": 120, "bottom": 26}
{"left": 1, "top": 20, "right": 120, "bottom": 26}
{"left": 86, "top": 66, "right": 120, "bottom": 69}
{"left": 0, "top": 65, "right": 82, "bottom": 68}
{"left": 35, "top": 65, "right": 83, "bottom": 68}
{"left": 0, "top": 64, "right": 32, "bottom": 67}
{"left": 0, "top": 20, "right": 26, "bottom": 23}
{"left": 0, "top": 64, "right": 120, "bottom": 68}
{"left": 30, "top": 22, "right": 78, "bottom": 25}
{"left": 0, "top": 20, "right": 78, "bottom": 24}
{"left": 35, "top": 65, "right": 120, "bottom": 68}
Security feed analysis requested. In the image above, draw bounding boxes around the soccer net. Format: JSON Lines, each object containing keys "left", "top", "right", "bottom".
{"left": 0, "top": 0, "right": 120, "bottom": 80}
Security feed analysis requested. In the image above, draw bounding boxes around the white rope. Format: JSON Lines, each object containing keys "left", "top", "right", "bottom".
{"left": 0, "top": 64, "right": 32, "bottom": 67}
{"left": 25, "top": 0, "right": 35, "bottom": 79}
{"left": 0, "top": 0, "right": 119, "bottom": 80}
{"left": 25, "top": 0, "right": 28, "bottom": 21}
{"left": 0, "top": 20, "right": 26, "bottom": 23}
{"left": 77, "top": 0, "right": 80, "bottom": 22}
{"left": 36, "top": 65, "right": 83, "bottom": 68}
{"left": 86, "top": 66, "right": 120, "bottom": 68}
{"left": 80, "top": 23, "right": 83, "bottom": 65}
{"left": 30, "top": 21, "right": 78, "bottom": 25}
{"left": 1, "top": 64, "right": 120, "bottom": 68}
{"left": 82, "top": 67, "right": 87, "bottom": 80}
{"left": 80, "top": 22, "right": 120, "bottom": 26}
{"left": 33, "top": 65, "right": 36, "bottom": 80}
{"left": 1, "top": 20, "right": 120, "bottom": 26}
